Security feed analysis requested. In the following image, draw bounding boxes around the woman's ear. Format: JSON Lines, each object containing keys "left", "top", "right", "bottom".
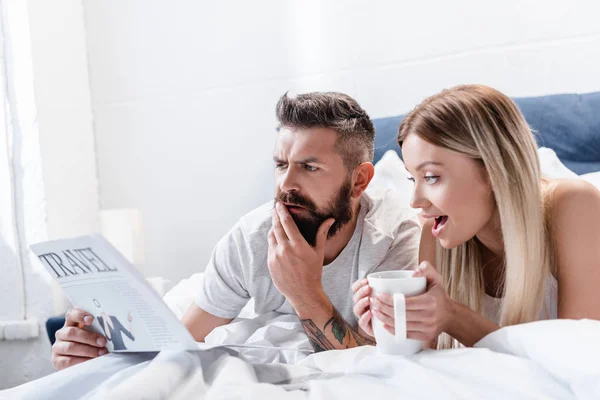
{"left": 352, "top": 162, "right": 375, "bottom": 198}
{"left": 477, "top": 162, "right": 494, "bottom": 194}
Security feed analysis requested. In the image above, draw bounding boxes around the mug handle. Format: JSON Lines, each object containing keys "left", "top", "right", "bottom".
{"left": 393, "top": 293, "right": 407, "bottom": 342}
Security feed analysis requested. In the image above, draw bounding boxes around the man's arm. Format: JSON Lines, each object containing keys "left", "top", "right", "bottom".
{"left": 181, "top": 302, "right": 233, "bottom": 342}
{"left": 268, "top": 205, "right": 375, "bottom": 351}
{"left": 294, "top": 290, "right": 374, "bottom": 351}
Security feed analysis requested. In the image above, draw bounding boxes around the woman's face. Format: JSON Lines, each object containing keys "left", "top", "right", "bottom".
{"left": 402, "top": 133, "right": 497, "bottom": 249}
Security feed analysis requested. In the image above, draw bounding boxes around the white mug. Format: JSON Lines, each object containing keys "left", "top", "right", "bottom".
{"left": 367, "top": 270, "right": 427, "bottom": 356}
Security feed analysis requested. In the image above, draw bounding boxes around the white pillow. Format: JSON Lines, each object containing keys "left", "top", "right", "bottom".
{"left": 538, "top": 147, "right": 579, "bottom": 179}
{"left": 368, "top": 150, "right": 413, "bottom": 209}
{"left": 538, "top": 147, "right": 600, "bottom": 190}
{"left": 581, "top": 171, "right": 600, "bottom": 190}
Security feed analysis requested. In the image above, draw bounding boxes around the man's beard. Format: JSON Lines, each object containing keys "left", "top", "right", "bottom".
{"left": 274, "top": 179, "right": 353, "bottom": 247}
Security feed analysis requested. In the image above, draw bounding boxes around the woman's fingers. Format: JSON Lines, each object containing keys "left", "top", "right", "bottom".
{"left": 383, "top": 323, "right": 431, "bottom": 340}
{"left": 412, "top": 261, "right": 443, "bottom": 286}
{"left": 372, "top": 308, "right": 395, "bottom": 328}
{"left": 351, "top": 278, "right": 368, "bottom": 294}
{"left": 353, "top": 296, "right": 370, "bottom": 319}
{"left": 352, "top": 284, "right": 371, "bottom": 304}
{"left": 405, "top": 293, "right": 436, "bottom": 311}
{"left": 370, "top": 296, "right": 394, "bottom": 318}
{"left": 405, "top": 309, "right": 434, "bottom": 323}
{"left": 358, "top": 310, "right": 374, "bottom": 337}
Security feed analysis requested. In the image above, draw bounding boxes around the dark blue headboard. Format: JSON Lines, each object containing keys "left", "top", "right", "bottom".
{"left": 372, "top": 91, "right": 600, "bottom": 175}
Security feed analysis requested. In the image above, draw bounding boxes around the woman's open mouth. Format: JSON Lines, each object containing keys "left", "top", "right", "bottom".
{"left": 432, "top": 216, "right": 448, "bottom": 237}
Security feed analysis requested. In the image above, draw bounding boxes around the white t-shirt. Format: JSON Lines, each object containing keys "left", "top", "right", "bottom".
{"left": 195, "top": 190, "right": 420, "bottom": 328}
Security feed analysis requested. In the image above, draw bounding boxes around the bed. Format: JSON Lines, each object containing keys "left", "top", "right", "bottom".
{"left": 4, "top": 91, "right": 600, "bottom": 400}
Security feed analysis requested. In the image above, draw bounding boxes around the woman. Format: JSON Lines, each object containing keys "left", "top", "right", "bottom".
{"left": 353, "top": 84, "right": 600, "bottom": 348}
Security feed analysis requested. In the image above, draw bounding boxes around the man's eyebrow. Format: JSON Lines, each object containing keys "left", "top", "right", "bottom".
{"left": 405, "top": 161, "right": 444, "bottom": 173}
{"left": 294, "top": 157, "right": 321, "bottom": 164}
{"left": 272, "top": 156, "right": 322, "bottom": 164}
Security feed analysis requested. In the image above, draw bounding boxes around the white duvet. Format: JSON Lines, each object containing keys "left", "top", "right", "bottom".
{"left": 3, "top": 316, "right": 599, "bottom": 400}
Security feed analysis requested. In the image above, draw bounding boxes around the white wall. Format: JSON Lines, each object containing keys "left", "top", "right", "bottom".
{"left": 83, "top": 0, "right": 600, "bottom": 284}
{"left": 0, "top": 0, "right": 99, "bottom": 389}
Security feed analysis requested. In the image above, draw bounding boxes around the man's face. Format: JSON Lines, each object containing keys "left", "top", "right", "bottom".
{"left": 273, "top": 127, "right": 353, "bottom": 246}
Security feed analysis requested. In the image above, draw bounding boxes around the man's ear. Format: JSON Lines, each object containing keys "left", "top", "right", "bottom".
{"left": 351, "top": 162, "right": 375, "bottom": 198}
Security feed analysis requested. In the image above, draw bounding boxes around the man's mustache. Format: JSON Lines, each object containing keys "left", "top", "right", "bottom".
{"left": 275, "top": 192, "right": 317, "bottom": 212}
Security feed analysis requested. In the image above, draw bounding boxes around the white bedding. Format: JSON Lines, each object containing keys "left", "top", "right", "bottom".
{"left": 5, "top": 148, "right": 599, "bottom": 398}
{"left": 3, "top": 317, "right": 599, "bottom": 400}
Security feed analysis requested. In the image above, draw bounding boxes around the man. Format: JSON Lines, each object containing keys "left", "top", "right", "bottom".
{"left": 51, "top": 92, "right": 420, "bottom": 370}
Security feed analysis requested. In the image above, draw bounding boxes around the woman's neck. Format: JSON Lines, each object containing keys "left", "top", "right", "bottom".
{"left": 476, "top": 206, "right": 504, "bottom": 257}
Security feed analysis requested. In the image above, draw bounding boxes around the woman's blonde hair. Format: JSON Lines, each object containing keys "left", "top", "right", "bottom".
{"left": 398, "top": 84, "right": 553, "bottom": 348}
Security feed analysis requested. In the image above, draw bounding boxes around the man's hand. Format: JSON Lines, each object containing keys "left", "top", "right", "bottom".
{"left": 267, "top": 202, "right": 334, "bottom": 306}
{"left": 52, "top": 308, "right": 108, "bottom": 370}
{"left": 267, "top": 203, "right": 374, "bottom": 351}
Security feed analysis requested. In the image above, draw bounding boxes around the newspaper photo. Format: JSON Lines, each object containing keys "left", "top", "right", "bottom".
{"left": 31, "top": 234, "right": 199, "bottom": 352}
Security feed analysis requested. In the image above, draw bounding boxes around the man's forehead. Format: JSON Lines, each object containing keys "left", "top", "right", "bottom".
{"left": 274, "top": 127, "right": 338, "bottom": 159}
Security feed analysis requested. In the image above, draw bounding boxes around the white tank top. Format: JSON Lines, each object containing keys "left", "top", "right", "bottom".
{"left": 483, "top": 274, "right": 558, "bottom": 324}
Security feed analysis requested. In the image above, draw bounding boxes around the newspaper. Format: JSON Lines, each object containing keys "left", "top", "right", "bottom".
{"left": 31, "top": 234, "right": 199, "bottom": 352}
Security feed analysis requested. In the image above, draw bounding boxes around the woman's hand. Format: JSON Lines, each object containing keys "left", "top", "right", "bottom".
{"left": 370, "top": 262, "right": 455, "bottom": 343}
{"left": 352, "top": 278, "right": 374, "bottom": 337}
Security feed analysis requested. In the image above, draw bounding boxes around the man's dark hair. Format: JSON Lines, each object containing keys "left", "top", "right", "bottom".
{"left": 275, "top": 92, "right": 375, "bottom": 170}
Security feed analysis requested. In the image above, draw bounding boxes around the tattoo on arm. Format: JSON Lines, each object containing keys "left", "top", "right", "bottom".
{"left": 301, "top": 320, "right": 335, "bottom": 351}
{"left": 349, "top": 326, "right": 376, "bottom": 346}
{"left": 301, "top": 307, "right": 376, "bottom": 352}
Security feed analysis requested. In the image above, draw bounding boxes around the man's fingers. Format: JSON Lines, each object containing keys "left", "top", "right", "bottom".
{"left": 275, "top": 203, "right": 303, "bottom": 244}
{"left": 314, "top": 218, "right": 335, "bottom": 251}
{"left": 53, "top": 340, "right": 107, "bottom": 358}
{"left": 65, "top": 308, "right": 93, "bottom": 327}
{"left": 352, "top": 283, "right": 371, "bottom": 304}
{"left": 53, "top": 355, "right": 93, "bottom": 371}
{"left": 271, "top": 210, "right": 288, "bottom": 244}
{"left": 353, "top": 296, "right": 370, "bottom": 318}
{"left": 351, "top": 278, "right": 368, "bottom": 293}
{"left": 55, "top": 326, "right": 106, "bottom": 347}
{"left": 267, "top": 229, "right": 277, "bottom": 247}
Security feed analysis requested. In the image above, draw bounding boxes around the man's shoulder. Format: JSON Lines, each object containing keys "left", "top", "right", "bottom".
{"left": 362, "top": 190, "right": 420, "bottom": 238}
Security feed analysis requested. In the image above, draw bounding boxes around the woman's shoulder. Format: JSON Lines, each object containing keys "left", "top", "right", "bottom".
{"left": 542, "top": 179, "right": 600, "bottom": 319}
{"left": 543, "top": 178, "right": 600, "bottom": 272}
{"left": 543, "top": 178, "right": 600, "bottom": 222}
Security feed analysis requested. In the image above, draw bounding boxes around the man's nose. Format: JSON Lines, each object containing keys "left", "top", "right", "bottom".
{"left": 279, "top": 168, "right": 300, "bottom": 193}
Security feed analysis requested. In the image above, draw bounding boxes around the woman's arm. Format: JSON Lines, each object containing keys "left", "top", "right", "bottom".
{"left": 445, "top": 300, "right": 499, "bottom": 347}
{"left": 551, "top": 180, "right": 600, "bottom": 320}
{"left": 418, "top": 220, "right": 499, "bottom": 347}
